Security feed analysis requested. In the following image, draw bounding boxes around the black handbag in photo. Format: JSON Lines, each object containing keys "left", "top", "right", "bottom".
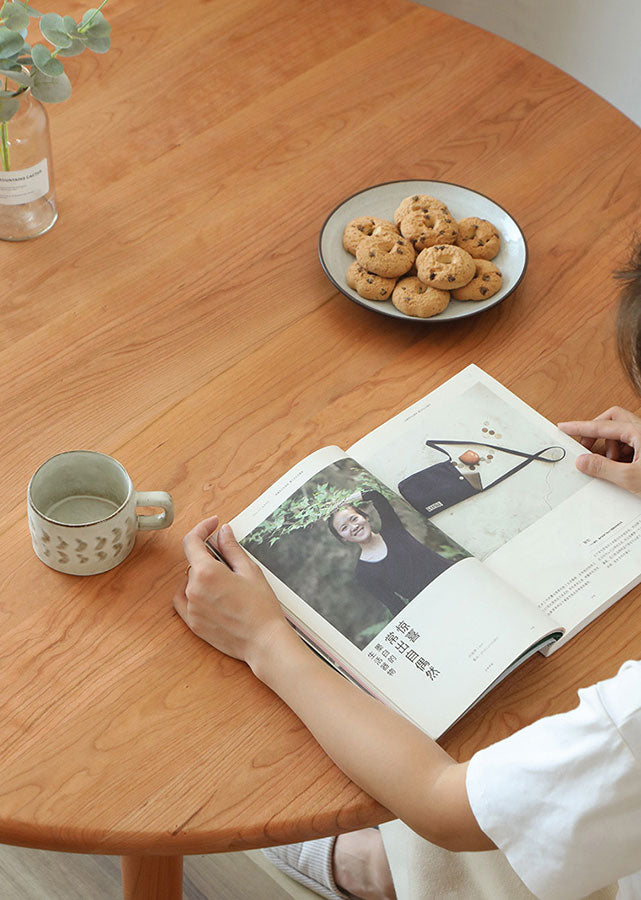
{"left": 398, "top": 439, "right": 566, "bottom": 518}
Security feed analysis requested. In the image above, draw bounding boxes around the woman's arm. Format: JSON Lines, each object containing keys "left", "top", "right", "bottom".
{"left": 174, "top": 516, "right": 493, "bottom": 853}
{"left": 361, "top": 489, "right": 404, "bottom": 533}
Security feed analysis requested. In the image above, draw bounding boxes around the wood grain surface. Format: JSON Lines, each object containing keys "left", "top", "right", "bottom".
{"left": 2, "top": 0, "right": 641, "bottom": 871}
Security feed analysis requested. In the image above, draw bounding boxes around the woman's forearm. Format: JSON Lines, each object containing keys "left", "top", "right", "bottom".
{"left": 176, "top": 519, "right": 492, "bottom": 851}
{"left": 249, "top": 621, "right": 493, "bottom": 852}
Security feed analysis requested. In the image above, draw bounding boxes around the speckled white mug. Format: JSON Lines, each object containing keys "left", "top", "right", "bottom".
{"left": 27, "top": 450, "right": 174, "bottom": 575}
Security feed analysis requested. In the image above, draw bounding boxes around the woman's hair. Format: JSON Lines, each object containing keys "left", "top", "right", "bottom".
{"left": 615, "top": 239, "right": 641, "bottom": 393}
{"left": 327, "top": 503, "right": 369, "bottom": 541}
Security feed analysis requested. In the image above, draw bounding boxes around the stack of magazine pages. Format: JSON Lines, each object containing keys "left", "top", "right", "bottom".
{"left": 222, "top": 366, "right": 641, "bottom": 738}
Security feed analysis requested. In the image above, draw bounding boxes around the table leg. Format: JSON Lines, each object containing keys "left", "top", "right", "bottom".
{"left": 120, "top": 855, "right": 183, "bottom": 900}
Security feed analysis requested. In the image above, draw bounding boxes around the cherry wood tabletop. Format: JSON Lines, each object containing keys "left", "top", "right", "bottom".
{"left": 3, "top": 0, "right": 641, "bottom": 897}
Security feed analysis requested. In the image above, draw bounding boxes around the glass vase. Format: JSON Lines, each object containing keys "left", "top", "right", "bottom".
{"left": 0, "top": 89, "right": 58, "bottom": 241}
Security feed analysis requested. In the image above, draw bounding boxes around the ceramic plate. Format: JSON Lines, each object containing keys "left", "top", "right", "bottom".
{"left": 318, "top": 180, "right": 528, "bottom": 322}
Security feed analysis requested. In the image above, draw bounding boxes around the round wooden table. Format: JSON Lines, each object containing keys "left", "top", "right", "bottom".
{"left": 3, "top": 0, "right": 641, "bottom": 897}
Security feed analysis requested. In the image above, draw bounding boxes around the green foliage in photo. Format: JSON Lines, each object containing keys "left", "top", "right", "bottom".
{"left": 247, "top": 470, "right": 399, "bottom": 547}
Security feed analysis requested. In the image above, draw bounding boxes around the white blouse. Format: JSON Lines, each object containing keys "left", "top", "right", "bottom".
{"left": 466, "top": 660, "right": 641, "bottom": 899}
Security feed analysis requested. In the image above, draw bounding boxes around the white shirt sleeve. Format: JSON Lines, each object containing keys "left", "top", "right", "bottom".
{"left": 465, "top": 661, "right": 641, "bottom": 900}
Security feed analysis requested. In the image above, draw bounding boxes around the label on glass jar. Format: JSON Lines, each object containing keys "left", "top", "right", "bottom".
{"left": 0, "top": 159, "right": 49, "bottom": 205}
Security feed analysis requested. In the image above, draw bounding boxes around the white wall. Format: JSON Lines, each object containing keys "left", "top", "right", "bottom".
{"left": 414, "top": 0, "right": 641, "bottom": 127}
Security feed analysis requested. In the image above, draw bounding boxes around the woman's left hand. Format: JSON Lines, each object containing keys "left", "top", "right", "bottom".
{"left": 558, "top": 410, "right": 641, "bottom": 494}
{"left": 173, "top": 516, "right": 292, "bottom": 670}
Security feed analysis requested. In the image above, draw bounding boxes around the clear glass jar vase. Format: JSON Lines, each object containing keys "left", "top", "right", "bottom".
{"left": 0, "top": 89, "right": 58, "bottom": 241}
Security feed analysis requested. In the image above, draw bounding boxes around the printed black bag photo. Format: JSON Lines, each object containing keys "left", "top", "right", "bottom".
{"left": 397, "top": 439, "right": 566, "bottom": 517}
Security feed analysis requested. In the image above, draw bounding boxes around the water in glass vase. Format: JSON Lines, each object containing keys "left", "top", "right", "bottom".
{"left": 0, "top": 89, "right": 58, "bottom": 241}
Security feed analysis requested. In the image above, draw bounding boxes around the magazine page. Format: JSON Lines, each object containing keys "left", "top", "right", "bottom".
{"left": 484, "top": 481, "right": 641, "bottom": 653}
{"left": 348, "top": 364, "right": 641, "bottom": 647}
{"left": 230, "top": 445, "right": 560, "bottom": 738}
{"left": 348, "top": 365, "right": 588, "bottom": 562}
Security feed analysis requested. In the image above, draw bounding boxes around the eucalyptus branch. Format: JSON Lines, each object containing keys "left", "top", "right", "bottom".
{"left": 77, "top": 0, "right": 108, "bottom": 33}
{"left": 0, "top": 0, "right": 112, "bottom": 170}
{"left": 0, "top": 1, "right": 111, "bottom": 117}
{"left": 0, "top": 120, "right": 9, "bottom": 169}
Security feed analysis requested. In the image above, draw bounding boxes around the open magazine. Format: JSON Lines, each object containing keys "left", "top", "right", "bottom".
{"left": 225, "top": 366, "right": 641, "bottom": 738}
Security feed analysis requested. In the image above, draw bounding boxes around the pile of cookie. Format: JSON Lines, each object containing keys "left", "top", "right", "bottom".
{"left": 342, "top": 193, "right": 503, "bottom": 318}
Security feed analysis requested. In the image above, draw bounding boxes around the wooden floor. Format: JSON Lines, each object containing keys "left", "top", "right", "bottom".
{"left": 0, "top": 845, "right": 319, "bottom": 899}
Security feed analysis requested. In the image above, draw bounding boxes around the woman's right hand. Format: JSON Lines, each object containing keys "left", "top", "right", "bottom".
{"left": 558, "top": 406, "right": 641, "bottom": 494}
{"left": 173, "top": 517, "right": 295, "bottom": 673}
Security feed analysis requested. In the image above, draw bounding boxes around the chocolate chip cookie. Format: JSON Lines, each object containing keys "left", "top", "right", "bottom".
{"left": 451, "top": 258, "right": 502, "bottom": 301}
{"left": 416, "top": 244, "right": 475, "bottom": 290}
{"left": 391, "top": 276, "right": 450, "bottom": 317}
{"left": 356, "top": 232, "right": 415, "bottom": 278}
{"left": 346, "top": 261, "right": 397, "bottom": 301}
{"left": 455, "top": 217, "right": 501, "bottom": 260}
{"left": 393, "top": 194, "right": 450, "bottom": 227}
{"left": 342, "top": 216, "right": 398, "bottom": 255}
{"left": 399, "top": 209, "right": 458, "bottom": 252}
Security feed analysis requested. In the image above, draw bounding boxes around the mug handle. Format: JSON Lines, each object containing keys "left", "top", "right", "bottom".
{"left": 135, "top": 491, "right": 174, "bottom": 530}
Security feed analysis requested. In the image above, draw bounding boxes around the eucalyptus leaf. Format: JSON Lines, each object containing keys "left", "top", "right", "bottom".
{"left": 0, "top": 92, "right": 18, "bottom": 120}
{"left": 1, "top": 2, "right": 29, "bottom": 31}
{"left": 0, "top": 66, "right": 30, "bottom": 85}
{"left": 31, "top": 41, "right": 64, "bottom": 75}
{"left": 56, "top": 35, "right": 85, "bottom": 57}
{"left": 80, "top": 9, "right": 110, "bottom": 37}
{"left": 0, "top": 26, "right": 24, "bottom": 54}
{"left": 40, "top": 12, "right": 72, "bottom": 48}
{"left": 84, "top": 30, "right": 108, "bottom": 53}
{"left": 62, "top": 15, "right": 78, "bottom": 36}
{"left": 25, "top": 6, "right": 42, "bottom": 17}
{"left": 30, "top": 67, "right": 71, "bottom": 102}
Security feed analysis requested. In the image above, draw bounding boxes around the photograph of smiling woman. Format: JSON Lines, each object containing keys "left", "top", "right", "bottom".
{"left": 327, "top": 489, "right": 455, "bottom": 616}
{"left": 241, "top": 460, "right": 469, "bottom": 648}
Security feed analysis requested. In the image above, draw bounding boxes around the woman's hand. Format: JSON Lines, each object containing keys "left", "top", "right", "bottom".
{"left": 558, "top": 406, "right": 641, "bottom": 493}
{"left": 173, "top": 515, "right": 294, "bottom": 672}
{"left": 172, "top": 523, "right": 490, "bottom": 852}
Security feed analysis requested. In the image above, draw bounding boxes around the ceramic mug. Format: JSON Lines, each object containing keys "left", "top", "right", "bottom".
{"left": 27, "top": 450, "right": 174, "bottom": 575}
